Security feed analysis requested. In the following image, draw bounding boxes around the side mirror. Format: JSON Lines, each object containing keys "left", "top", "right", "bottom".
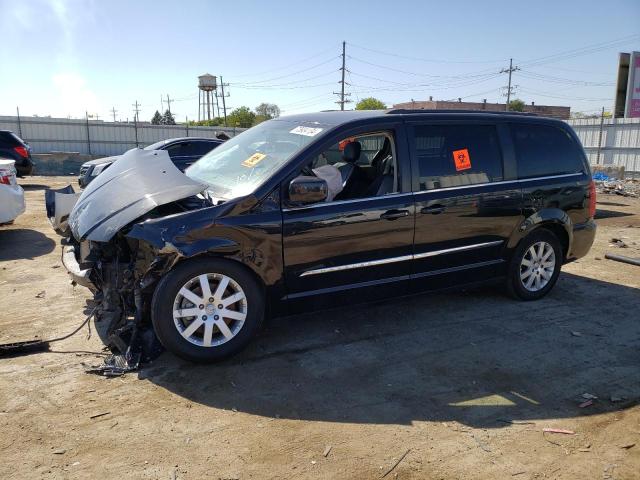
{"left": 288, "top": 176, "right": 328, "bottom": 205}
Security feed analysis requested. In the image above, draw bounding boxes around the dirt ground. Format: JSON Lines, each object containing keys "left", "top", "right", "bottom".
{"left": 1, "top": 176, "right": 639, "bottom": 480}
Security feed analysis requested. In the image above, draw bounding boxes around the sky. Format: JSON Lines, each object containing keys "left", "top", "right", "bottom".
{"left": 0, "top": 0, "right": 639, "bottom": 122}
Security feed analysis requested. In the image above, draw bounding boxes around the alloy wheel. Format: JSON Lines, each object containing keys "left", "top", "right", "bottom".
{"left": 172, "top": 273, "right": 247, "bottom": 347}
{"left": 519, "top": 241, "right": 556, "bottom": 292}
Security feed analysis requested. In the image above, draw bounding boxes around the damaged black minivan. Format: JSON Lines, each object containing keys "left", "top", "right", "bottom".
{"left": 51, "top": 110, "right": 596, "bottom": 363}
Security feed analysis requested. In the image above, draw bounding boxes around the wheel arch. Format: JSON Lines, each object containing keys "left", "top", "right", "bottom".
{"left": 508, "top": 208, "right": 573, "bottom": 260}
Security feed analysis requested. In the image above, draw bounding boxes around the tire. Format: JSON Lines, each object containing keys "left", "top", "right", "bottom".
{"left": 506, "top": 229, "right": 563, "bottom": 301}
{"left": 151, "top": 257, "right": 264, "bottom": 363}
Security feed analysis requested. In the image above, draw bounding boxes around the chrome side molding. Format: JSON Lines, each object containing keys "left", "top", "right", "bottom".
{"left": 300, "top": 240, "right": 503, "bottom": 277}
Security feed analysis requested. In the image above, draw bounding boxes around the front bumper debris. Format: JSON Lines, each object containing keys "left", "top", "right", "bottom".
{"left": 61, "top": 245, "right": 95, "bottom": 290}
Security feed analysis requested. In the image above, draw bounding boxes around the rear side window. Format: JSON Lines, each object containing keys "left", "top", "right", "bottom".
{"left": 191, "top": 141, "right": 220, "bottom": 156}
{"left": 413, "top": 124, "right": 503, "bottom": 190}
{"left": 511, "top": 123, "right": 585, "bottom": 179}
{"left": 0, "top": 131, "right": 22, "bottom": 146}
{"left": 166, "top": 141, "right": 218, "bottom": 158}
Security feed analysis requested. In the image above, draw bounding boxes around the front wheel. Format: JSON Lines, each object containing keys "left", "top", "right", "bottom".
{"left": 151, "top": 258, "right": 264, "bottom": 363}
{"left": 506, "top": 229, "right": 563, "bottom": 301}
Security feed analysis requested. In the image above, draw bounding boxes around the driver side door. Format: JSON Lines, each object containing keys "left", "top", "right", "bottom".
{"left": 281, "top": 123, "right": 415, "bottom": 310}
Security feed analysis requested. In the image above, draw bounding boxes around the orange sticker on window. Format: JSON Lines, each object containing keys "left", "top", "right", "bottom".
{"left": 452, "top": 148, "right": 471, "bottom": 171}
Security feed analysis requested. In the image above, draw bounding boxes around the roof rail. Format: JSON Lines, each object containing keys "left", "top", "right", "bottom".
{"left": 385, "top": 109, "right": 536, "bottom": 116}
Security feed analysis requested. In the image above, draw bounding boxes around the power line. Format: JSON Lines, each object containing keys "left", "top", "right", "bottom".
{"left": 518, "top": 87, "right": 611, "bottom": 102}
{"left": 347, "top": 55, "right": 499, "bottom": 79}
{"left": 232, "top": 82, "right": 336, "bottom": 91}
{"left": 347, "top": 42, "right": 507, "bottom": 64}
{"left": 227, "top": 46, "right": 336, "bottom": 79}
{"left": 518, "top": 33, "right": 640, "bottom": 67}
{"left": 232, "top": 70, "right": 337, "bottom": 88}
{"left": 235, "top": 56, "right": 339, "bottom": 85}
{"left": 518, "top": 70, "right": 614, "bottom": 87}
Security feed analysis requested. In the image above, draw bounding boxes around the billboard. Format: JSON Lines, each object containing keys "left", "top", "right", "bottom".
{"left": 627, "top": 51, "right": 640, "bottom": 118}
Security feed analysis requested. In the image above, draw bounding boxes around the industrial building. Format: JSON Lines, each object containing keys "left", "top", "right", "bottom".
{"left": 392, "top": 98, "right": 571, "bottom": 119}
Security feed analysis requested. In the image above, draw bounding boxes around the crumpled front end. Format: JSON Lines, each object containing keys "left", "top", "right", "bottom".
{"left": 53, "top": 149, "right": 217, "bottom": 367}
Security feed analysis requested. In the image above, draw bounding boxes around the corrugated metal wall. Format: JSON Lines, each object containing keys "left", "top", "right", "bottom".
{"left": 0, "top": 116, "right": 245, "bottom": 157}
{"left": 567, "top": 117, "right": 640, "bottom": 176}
{"left": 1, "top": 115, "right": 639, "bottom": 176}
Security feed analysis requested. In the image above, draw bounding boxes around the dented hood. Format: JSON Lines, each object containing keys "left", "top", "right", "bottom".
{"left": 69, "top": 148, "right": 207, "bottom": 242}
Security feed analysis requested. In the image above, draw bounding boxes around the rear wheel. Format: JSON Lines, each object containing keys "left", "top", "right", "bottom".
{"left": 506, "top": 229, "right": 563, "bottom": 301}
{"left": 151, "top": 258, "right": 264, "bottom": 362}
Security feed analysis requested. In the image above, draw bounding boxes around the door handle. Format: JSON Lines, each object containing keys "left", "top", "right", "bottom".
{"left": 380, "top": 209, "right": 409, "bottom": 220}
{"left": 421, "top": 205, "right": 446, "bottom": 215}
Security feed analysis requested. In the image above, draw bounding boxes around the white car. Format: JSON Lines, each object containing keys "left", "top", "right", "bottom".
{"left": 0, "top": 159, "right": 26, "bottom": 224}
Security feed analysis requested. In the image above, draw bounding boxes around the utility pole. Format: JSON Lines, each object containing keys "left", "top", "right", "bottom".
{"left": 111, "top": 107, "right": 117, "bottom": 122}
{"left": 596, "top": 106, "right": 605, "bottom": 165}
{"left": 16, "top": 106, "right": 22, "bottom": 137}
{"left": 334, "top": 41, "right": 351, "bottom": 110}
{"left": 85, "top": 111, "right": 92, "bottom": 155}
{"left": 500, "top": 58, "right": 520, "bottom": 111}
{"left": 166, "top": 94, "right": 172, "bottom": 114}
{"left": 132, "top": 100, "right": 141, "bottom": 147}
{"left": 160, "top": 95, "right": 164, "bottom": 113}
{"left": 220, "top": 76, "right": 228, "bottom": 126}
{"left": 132, "top": 100, "right": 141, "bottom": 122}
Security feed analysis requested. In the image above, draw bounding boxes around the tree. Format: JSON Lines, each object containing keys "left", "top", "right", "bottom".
{"left": 227, "top": 106, "right": 256, "bottom": 128}
{"left": 161, "top": 109, "right": 176, "bottom": 125}
{"left": 255, "top": 103, "right": 281, "bottom": 119}
{"left": 151, "top": 110, "right": 162, "bottom": 125}
{"left": 508, "top": 99, "right": 525, "bottom": 112}
{"left": 188, "top": 118, "right": 224, "bottom": 126}
{"left": 356, "top": 97, "right": 386, "bottom": 110}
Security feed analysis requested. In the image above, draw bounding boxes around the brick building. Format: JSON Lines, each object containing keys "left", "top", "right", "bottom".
{"left": 392, "top": 98, "right": 571, "bottom": 119}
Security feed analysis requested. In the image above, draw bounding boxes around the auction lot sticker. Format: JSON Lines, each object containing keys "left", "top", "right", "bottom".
{"left": 290, "top": 126, "right": 323, "bottom": 137}
{"left": 242, "top": 152, "right": 266, "bottom": 167}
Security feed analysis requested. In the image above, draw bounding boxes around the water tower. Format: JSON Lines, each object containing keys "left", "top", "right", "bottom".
{"left": 198, "top": 74, "right": 217, "bottom": 121}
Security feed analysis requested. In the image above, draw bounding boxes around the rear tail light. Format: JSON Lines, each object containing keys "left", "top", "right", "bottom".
{"left": 0, "top": 170, "right": 11, "bottom": 185}
{"left": 588, "top": 180, "right": 596, "bottom": 218}
{"left": 14, "top": 146, "right": 28, "bottom": 158}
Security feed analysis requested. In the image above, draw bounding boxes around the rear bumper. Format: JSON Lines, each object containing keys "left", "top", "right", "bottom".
{"left": 568, "top": 219, "right": 596, "bottom": 260}
{"left": 15, "top": 159, "right": 33, "bottom": 177}
{"left": 0, "top": 184, "right": 25, "bottom": 223}
{"left": 61, "top": 244, "right": 95, "bottom": 290}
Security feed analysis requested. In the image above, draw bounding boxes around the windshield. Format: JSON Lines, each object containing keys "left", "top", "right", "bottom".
{"left": 185, "top": 120, "right": 324, "bottom": 199}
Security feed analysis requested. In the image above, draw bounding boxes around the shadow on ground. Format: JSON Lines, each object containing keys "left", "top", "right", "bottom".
{"left": 18, "top": 184, "right": 49, "bottom": 191}
{"left": 0, "top": 229, "right": 56, "bottom": 260}
{"left": 595, "top": 208, "right": 634, "bottom": 220}
{"left": 138, "top": 272, "right": 640, "bottom": 428}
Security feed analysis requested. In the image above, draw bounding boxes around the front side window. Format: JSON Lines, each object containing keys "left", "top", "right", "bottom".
{"left": 186, "top": 120, "right": 324, "bottom": 200}
{"left": 301, "top": 131, "right": 398, "bottom": 203}
{"left": 511, "top": 123, "right": 585, "bottom": 179}
{"left": 413, "top": 124, "right": 503, "bottom": 190}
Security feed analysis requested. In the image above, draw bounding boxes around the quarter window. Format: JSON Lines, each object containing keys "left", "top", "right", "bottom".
{"left": 511, "top": 123, "right": 585, "bottom": 179}
{"left": 413, "top": 124, "right": 503, "bottom": 190}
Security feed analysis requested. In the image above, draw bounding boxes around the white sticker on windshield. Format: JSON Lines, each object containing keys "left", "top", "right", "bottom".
{"left": 290, "top": 126, "right": 323, "bottom": 137}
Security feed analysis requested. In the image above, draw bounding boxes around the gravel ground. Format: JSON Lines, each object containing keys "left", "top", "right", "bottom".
{"left": 0, "top": 176, "right": 639, "bottom": 480}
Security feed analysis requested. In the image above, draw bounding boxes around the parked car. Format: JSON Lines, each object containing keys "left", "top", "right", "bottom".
{"left": 52, "top": 110, "right": 596, "bottom": 363}
{"left": 77, "top": 137, "right": 224, "bottom": 187}
{"left": 0, "top": 130, "right": 34, "bottom": 177}
{"left": 0, "top": 159, "right": 26, "bottom": 224}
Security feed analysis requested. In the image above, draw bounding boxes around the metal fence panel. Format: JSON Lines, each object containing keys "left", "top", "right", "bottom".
{"left": 0, "top": 115, "right": 243, "bottom": 158}
{"left": 2, "top": 115, "right": 639, "bottom": 176}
